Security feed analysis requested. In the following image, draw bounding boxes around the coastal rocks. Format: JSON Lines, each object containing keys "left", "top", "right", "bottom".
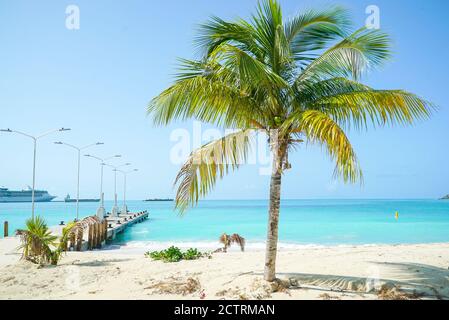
{"left": 440, "top": 195, "right": 449, "bottom": 200}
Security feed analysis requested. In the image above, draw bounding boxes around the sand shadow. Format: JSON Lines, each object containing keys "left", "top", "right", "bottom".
{"left": 71, "top": 258, "right": 132, "bottom": 267}
{"left": 370, "top": 261, "right": 449, "bottom": 298}
{"left": 271, "top": 262, "right": 449, "bottom": 299}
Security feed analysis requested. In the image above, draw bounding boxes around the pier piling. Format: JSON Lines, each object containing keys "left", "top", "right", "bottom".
{"left": 3, "top": 221, "right": 8, "bottom": 237}
{"left": 95, "top": 222, "right": 100, "bottom": 248}
{"left": 92, "top": 223, "right": 97, "bottom": 248}
{"left": 88, "top": 224, "right": 93, "bottom": 250}
{"left": 103, "top": 219, "right": 107, "bottom": 242}
{"left": 75, "top": 228, "right": 83, "bottom": 251}
{"left": 98, "top": 221, "right": 103, "bottom": 244}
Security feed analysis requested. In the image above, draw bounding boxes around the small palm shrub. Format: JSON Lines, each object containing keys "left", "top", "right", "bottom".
{"left": 17, "top": 216, "right": 58, "bottom": 265}
{"left": 17, "top": 216, "right": 75, "bottom": 266}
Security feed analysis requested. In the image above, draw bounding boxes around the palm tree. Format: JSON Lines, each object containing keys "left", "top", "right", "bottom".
{"left": 148, "top": 0, "right": 432, "bottom": 281}
{"left": 17, "top": 216, "right": 58, "bottom": 265}
{"left": 17, "top": 216, "right": 75, "bottom": 265}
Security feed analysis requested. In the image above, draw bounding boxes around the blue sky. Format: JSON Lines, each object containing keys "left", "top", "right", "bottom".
{"left": 0, "top": 0, "right": 448, "bottom": 200}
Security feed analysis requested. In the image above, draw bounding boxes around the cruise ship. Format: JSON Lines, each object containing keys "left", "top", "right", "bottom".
{"left": 0, "top": 187, "right": 56, "bottom": 203}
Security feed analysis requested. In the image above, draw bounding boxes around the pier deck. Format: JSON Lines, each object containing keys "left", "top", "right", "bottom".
{"left": 52, "top": 210, "right": 149, "bottom": 251}
{"left": 105, "top": 211, "right": 149, "bottom": 240}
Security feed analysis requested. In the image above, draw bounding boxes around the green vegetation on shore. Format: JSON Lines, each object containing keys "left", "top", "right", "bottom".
{"left": 145, "top": 246, "right": 209, "bottom": 262}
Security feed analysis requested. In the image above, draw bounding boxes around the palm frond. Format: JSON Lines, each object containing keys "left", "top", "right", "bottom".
{"left": 230, "top": 233, "right": 246, "bottom": 252}
{"left": 311, "top": 89, "right": 434, "bottom": 130}
{"left": 147, "top": 59, "right": 262, "bottom": 128}
{"left": 294, "top": 77, "right": 372, "bottom": 103}
{"left": 219, "top": 233, "right": 246, "bottom": 252}
{"left": 296, "top": 27, "right": 391, "bottom": 83}
{"left": 285, "top": 6, "right": 351, "bottom": 65}
{"left": 209, "top": 43, "right": 288, "bottom": 89}
{"left": 174, "top": 130, "right": 254, "bottom": 213}
{"left": 196, "top": 16, "right": 263, "bottom": 60}
{"left": 249, "top": 0, "right": 286, "bottom": 70}
{"left": 219, "top": 233, "right": 231, "bottom": 251}
{"left": 284, "top": 110, "right": 362, "bottom": 183}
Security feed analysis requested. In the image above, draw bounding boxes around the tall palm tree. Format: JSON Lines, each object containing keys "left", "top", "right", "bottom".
{"left": 148, "top": 0, "right": 432, "bottom": 281}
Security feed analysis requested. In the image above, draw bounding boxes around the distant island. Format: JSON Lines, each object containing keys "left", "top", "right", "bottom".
{"left": 441, "top": 195, "right": 449, "bottom": 200}
{"left": 143, "top": 198, "right": 173, "bottom": 202}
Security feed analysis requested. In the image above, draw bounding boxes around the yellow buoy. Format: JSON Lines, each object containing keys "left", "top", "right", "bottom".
{"left": 395, "top": 211, "right": 399, "bottom": 220}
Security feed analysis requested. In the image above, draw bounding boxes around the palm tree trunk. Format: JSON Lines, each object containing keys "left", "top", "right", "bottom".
{"left": 264, "top": 134, "right": 286, "bottom": 282}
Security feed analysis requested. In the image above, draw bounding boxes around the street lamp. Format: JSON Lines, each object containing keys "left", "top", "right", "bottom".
{"left": 114, "top": 168, "right": 138, "bottom": 215}
{"left": 84, "top": 154, "right": 121, "bottom": 219}
{"left": 0, "top": 127, "right": 70, "bottom": 219}
{"left": 104, "top": 162, "right": 130, "bottom": 217}
{"left": 54, "top": 142, "right": 104, "bottom": 221}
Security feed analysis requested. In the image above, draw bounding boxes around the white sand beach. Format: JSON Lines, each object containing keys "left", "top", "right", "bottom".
{"left": 1, "top": 237, "right": 448, "bottom": 300}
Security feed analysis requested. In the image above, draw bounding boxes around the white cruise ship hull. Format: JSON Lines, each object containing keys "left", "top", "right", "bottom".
{"left": 0, "top": 195, "right": 56, "bottom": 203}
{"left": 0, "top": 188, "right": 56, "bottom": 203}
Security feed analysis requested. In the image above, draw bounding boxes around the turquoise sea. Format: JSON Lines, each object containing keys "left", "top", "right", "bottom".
{"left": 1, "top": 199, "right": 449, "bottom": 249}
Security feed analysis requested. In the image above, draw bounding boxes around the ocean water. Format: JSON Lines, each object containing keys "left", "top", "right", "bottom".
{"left": 1, "top": 199, "right": 449, "bottom": 249}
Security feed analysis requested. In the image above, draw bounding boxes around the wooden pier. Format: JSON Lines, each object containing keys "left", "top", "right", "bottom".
{"left": 55, "top": 210, "right": 149, "bottom": 252}
{"left": 105, "top": 211, "right": 149, "bottom": 240}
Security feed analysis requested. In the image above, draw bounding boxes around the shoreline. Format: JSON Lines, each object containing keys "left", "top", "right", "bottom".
{"left": 108, "top": 239, "right": 449, "bottom": 254}
{"left": 1, "top": 237, "right": 449, "bottom": 300}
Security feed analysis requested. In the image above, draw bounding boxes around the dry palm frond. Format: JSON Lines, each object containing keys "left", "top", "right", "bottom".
{"left": 230, "top": 234, "right": 246, "bottom": 251}
{"left": 174, "top": 130, "right": 254, "bottom": 213}
{"left": 319, "top": 293, "right": 341, "bottom": 300}
{"left": 219, "top": 233, "right": 246, "bottom": 252}
{"left": 63, "top": 216, "right": 104, "bottom": 252}
{"left": 145, "top": 277, "right": 201, "bottom": 296}
{"left": 219, "top": 233, "right": 231, "bottom": 252}
{"left": 377, "top": 283, "right": 422, "bottom": 300}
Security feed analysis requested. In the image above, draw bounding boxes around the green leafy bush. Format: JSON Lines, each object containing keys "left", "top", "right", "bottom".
{"left": 161, "top": 246, "right": 184, "bottom": 262}
{"left": 145, "top": 246, "right": 206, "bottom": 263}
{"left": 145, "top": 250, "right": 163, "bottom": 260}
{"left": 183, "top": 248, "right": 202, "bottom": 260}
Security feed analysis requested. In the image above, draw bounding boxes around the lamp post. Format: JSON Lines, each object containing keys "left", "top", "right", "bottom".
{"left": 104, "top": 162, "right": 130, "bottom": 217}
{"left": 54, "top": 142, "right": 103, "bottom": 221}
{"left": 114, "top": 168, "right": 138, "bottom": 215}
{"left": 84, "top": 154, "right": 121, "bottom": 219}
{"left": 0, "top": 127, "right": 70, "bottom": 219}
